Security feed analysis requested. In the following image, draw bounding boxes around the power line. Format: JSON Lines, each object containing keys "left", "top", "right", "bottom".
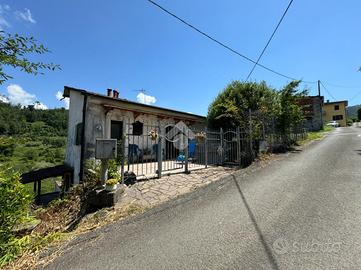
{"left": 322, "top": 81, "right": 360, "bottom": 89}
{"left": 349, "top": 90, "right": 361, "bottom": 101}
{"left": 246, "top": 0, "right": 294, "bottom": 81}
{"left": 146, "top": 0, "right": 315, "bottom": 83}
{"left": 320, "top": 81, "right": 336, "bottom": 101}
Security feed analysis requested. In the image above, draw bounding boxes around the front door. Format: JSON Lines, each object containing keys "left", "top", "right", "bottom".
{"left": 111, "top": 120, "right": 123, "bottom": 140}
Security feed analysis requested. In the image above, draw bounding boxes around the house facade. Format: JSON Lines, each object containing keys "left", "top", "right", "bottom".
{"left": 298, "top": 95, "right": 324, "bottom": 131}
{"left": 323, "top": 100, "right": 348, "bottom": 127}
{"left": 63, "top": 86, "right": 206, "bottom": 184}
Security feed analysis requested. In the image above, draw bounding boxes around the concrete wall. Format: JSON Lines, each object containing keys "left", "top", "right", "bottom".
{"left": 64, "top": 91, "right": 84, "bottom": 184}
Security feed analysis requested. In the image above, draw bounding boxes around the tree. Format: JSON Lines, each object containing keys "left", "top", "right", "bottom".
{"left": 274, "top": 80, "right": 308, "bottom": 135}
{"left": 207, "top": 80, "right": 307, "bottom": 139}
{"left": 207, "top": 80, "right": 277, "bottom": 130}
{"left": 0, "top": 31, "right": 59, "bottom": 84}
{"left": 357, "top": 107, "right": 361, "bottom": 121}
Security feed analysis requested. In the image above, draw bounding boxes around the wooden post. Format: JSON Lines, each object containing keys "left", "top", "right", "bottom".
{"left": 100, "top": 159, "right": 108, "bottom": 185}
{"left": 121, "top": 121, "right": 126, "bottom": 185}
{"left": 236, "top": 126, "right": 241, "bottom": 167}
{"left": 33, "top": 180, "right": 37, "bottom": 194}
{"left": 184, "top": 127, "right": 189, "bottom": 174}
{"left": 204, "top": 127, "right": 208, "bottom": 168}
{"left": 249, "top": 109, "right": 253, "bottom": 159}
{"left": 157, "top": 122, "right": 163, "bottom": 178}
{"left": 220, "top": 127, "right": 224, "bottom": 165}
{"left": 37, "top": 179, "right": 41, "bottom": 204}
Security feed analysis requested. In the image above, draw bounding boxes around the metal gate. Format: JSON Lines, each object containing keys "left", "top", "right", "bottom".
{"left": 123, "top": 122, "right": 257, "bottom": 180}
{"left": 125, "top": 122, "right": 160, "bottom": 179}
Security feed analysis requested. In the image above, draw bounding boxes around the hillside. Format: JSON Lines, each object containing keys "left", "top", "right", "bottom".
{"left": 346, "top": 105, "right": 361, "bottom": 119}
{"left": 0, "top": 102, "right": 68, "bottom": 174}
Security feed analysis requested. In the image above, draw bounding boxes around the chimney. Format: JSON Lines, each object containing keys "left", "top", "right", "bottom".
{"left": 113, "top": 90, "right": 119, "bottom": 99}
{"left": 107, "top": 88, "right": 112, "bottom": 97}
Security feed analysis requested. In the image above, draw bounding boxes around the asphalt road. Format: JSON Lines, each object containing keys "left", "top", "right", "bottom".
{"left": 45, "top": 127, "right": 361, "bottom": 270}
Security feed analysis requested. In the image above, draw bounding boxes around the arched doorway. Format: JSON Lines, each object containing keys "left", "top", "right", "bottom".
{"left": 165, "top": 125, "right": 179, "bottom": 160}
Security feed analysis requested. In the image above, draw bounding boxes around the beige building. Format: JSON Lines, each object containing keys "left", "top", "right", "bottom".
{"left": 323, "top": 100, "right": 348, "bottom": 127}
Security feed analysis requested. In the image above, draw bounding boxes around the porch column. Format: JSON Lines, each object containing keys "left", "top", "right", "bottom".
{"left": 100, "top": 111, "right": 112, "bottom": 184}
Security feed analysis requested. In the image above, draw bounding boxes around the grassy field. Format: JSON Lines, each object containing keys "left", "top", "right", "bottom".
{"left": 1, "top": 135, "right": 66, "bottom": 194}
{"left": 299, "top": 125, "right": 334, "bottom": 144}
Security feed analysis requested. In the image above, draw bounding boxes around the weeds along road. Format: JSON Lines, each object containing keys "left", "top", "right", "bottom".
{"left": 46, "top": 126, "right": 361, "bottom": 270}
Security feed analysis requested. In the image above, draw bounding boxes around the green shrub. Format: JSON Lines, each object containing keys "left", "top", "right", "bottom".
{"left": 108, "top": 160, "right": 120, "bottom": 180}
{"left": 0, "top": 168, "right": 33, "bottom": 266}
{"left": 106, "top": 179, "right": 118, "bottom": 186}
{"left": 0, "top": 137, "right": 15, "bottom": 157}
{"left": 23, "top": 148, "right": 39, "bottom": 161}
{"left": 0, "top": 233, "right": 63, "bottom": 267}
{"left": 42, "top": 137, "right": 66, "bottom": 148}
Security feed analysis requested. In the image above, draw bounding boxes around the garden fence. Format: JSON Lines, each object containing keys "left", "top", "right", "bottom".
{"left": 120, "top": 117, "right": 307, "bottom": 182}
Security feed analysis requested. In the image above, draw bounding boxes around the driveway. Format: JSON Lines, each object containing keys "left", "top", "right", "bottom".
{"left": 45, "top": 127, "right": 361, "bottom": 270}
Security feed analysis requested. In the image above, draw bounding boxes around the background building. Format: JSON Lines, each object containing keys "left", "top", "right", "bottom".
{"left": 298, "top": 96, "right": 324, "bottom": 131}
{"left": 323, "top": 100, "right": 348, "bottom": 127}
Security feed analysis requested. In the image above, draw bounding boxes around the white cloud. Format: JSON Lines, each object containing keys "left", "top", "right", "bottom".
{"left": 0, "top": 94, "right": 9, "bottom": 103}
{"left": 55, "top": 91, "right": 62, "bottom": 100}
{"left": 136, "top": 92, "right": 157, "bottom": 105}
{"left": 33, "top": 101, "right": 48, "bottom": 110}
{"left": 0, "top": 4, "right": 10, "bottom": 30}
{"left": 0, "top": 4, "right": 10, "bottom": 14}
{"left": 56, "top": 91, "right": 69, "bottom": 109}
{"left": 15, "top": 8, "right": 36, "bottom": 24}
{"left": 5, "top": 84, "right": 47, "bottom": 109}
{"left": 7, "top": 84, "right": 36, "bottom": 106}
{"left": 0, "top": 17, "right": 9, "bottom": 30}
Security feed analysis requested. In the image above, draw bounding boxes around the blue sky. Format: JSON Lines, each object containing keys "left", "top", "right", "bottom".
{"left": 0, "top": 0, "right": 361, "bottom": 115}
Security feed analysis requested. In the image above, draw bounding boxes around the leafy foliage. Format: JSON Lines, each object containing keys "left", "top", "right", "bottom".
{"left": 0, "top": 102, "right": 68, "bottom": 174}
{"left": 0, "top": 31, "right": 60, "bottom": 84}
{"left": 207, "top": 80, "right": 307, "bottom": 136}
{"left": 357, "top": 107, "right": 361, "bottom": 121}
{"left": 0, "top": 102, "right": 67, "bottom": 137}
{"left": 0, "top": 168, "right": 33, "bottom": 266}
{"left": 275, "top": 80, "right": 308, "bottom": 134}
{"left": 345, "top": 104, "right": 361, "bottom": 120}
{"left": 105, "top": 179, "right": 118, "bottom": 186}
{"left": 208, "top": 81, "right": 277, "bottom": 130}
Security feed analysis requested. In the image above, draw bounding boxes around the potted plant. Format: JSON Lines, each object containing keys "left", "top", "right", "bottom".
{"left": 105, "top": 178, "right": 118, "bottom": 191}
{"left": 148, "top": 128, "right": 158, "bottom": 141}
{"left": 195, "top": 131, "right": 206, "bottom": 143}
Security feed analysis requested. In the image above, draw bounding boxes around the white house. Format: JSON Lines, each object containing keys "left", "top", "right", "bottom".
{"left": 62, "top": 86, "right": 206, "bottom": 184}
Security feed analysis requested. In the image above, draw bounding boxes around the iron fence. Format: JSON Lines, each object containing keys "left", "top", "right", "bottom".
{"left": 121, "top": 120, "right": 307, "bottom": 181}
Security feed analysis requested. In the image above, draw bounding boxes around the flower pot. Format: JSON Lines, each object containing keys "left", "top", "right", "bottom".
{"left": 105, "top": 184, "right": 117, "bottom": 192}
{"left": 196, "top": 137, "right": 205, "bottom": 143}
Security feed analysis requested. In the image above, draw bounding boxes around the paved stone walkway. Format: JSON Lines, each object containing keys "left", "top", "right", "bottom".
{"left": 118, "top": 166, "right": 237, "bottom": 208}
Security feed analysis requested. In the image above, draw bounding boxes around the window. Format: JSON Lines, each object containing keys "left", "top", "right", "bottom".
{"left": 334, "top": 105, "right": 339, "bottom": 110}
{"left": 333, "top": 115, "right": 343, "bottom": 120}
{"left": 111, "top": 121, "right": 123, "bottom": 140}
{"left": 132, "top": 121, "right": 143, "bottom": 136}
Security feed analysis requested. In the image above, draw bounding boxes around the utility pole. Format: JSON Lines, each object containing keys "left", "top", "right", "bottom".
{"left": 317, "top": 80, "right": 321, "bottom": 96}
{"left": 318, "top": 80, "right": 324, "bottom": 129}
